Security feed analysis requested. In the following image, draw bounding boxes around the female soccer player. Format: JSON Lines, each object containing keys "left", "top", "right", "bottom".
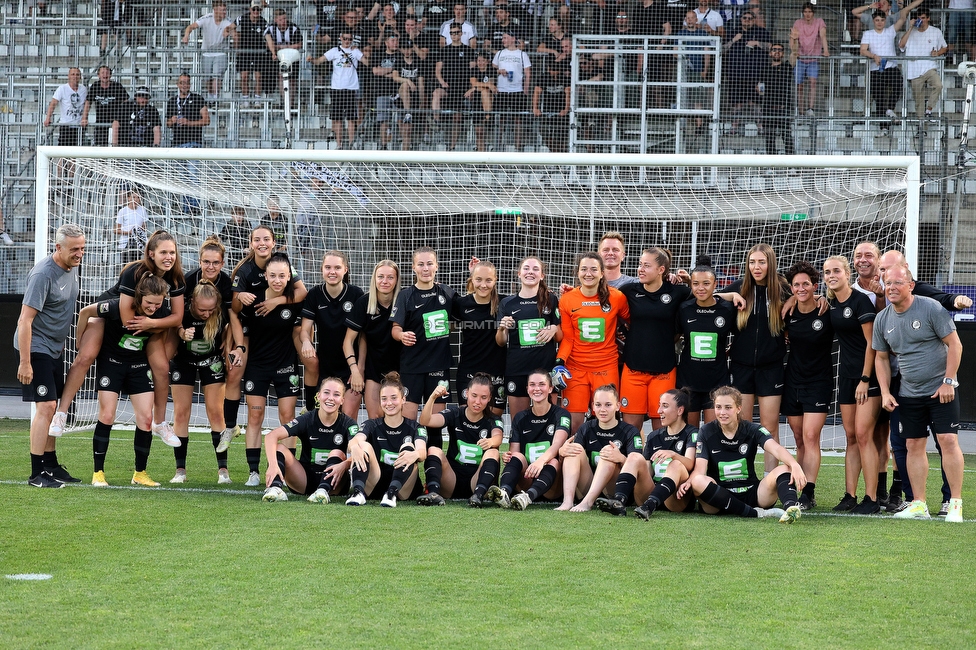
{"left": 391, "top": 246, "right": 455, "bottom": 418}
{"left": 345, "top": 372, "right": 428, "bottom": 507}
{"left": 261, "top": 377, "right": 360, "bottom": 503}
{"left": 726, "top": 243, "right": 788, "bottom": 473}
{"left": 345, "top": 260, "right": 402, "bottom": 419}
{"left": 53, "top": 231, "right": 186, "bottom": 445}
{"left": 496, "top": 256, "right": 561, "bottom": 416}
{"left": 300, "top": 250, "right": 364, "bottom": 418}
{"left": 689, "top": 386, "right": 804, "bottom": 522}
{"left": 628, "top": 388, "right": 699, "bottom": 519}
{"left": 453, "top": 259, "right": 506, "bottom": 416}
{"left": 484, "top": 370, "right": 571, "bottom": 510}
{"left": 781, "top": 261, "right": 833, "bottom": 509}
{"left": 84, "top": 275, "right": 171, "bottom": 487}
{"left": 825, "top": 254, "right": 884, "bottom": 514}
{"left": 168, "top": 280, "right": 241, "bottom": 485}
{"left": 556, "top": 384, "right": 645, "bottom": 513}
{"left": 619, "top": 247, "right": 691, "bottom": 430}
{"left": 676, "top": 256, "right": 738, "bottom": 425}
{"left": 417, "top": 374, "right": 505, "bottom": 507}
{"left": 239, "top": 253, "right": 303, "bottom": 487}
{"left": 555, "top": 253, "right": 630, "bottom": 433}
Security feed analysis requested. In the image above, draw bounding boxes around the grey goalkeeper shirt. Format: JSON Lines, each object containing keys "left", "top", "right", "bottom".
{"left": 14, "top": 255, "right": 79, "bottom": 357}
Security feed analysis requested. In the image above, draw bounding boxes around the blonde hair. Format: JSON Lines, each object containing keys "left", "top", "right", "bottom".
{"left": 190, "top": 280, "right": 224, "bottom": 345}
{"left": 367, "top": 260, "right": 401, "bottom": 316}
{"left": 823, "top": 255, "right": 852, "bottom": 301}
{"left": 465, "top": 260, "right": 500, "bottom": 316}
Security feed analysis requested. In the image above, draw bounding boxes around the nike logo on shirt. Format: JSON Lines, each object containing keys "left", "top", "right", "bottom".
{"left": 464, "top": 308, "right": 476, "bottom": 314}
{"left": 887, "top": 327, "right": 896, "bottom": 334}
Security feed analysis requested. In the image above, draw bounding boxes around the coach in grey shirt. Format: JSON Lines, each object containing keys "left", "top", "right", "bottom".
{"left": 14, "top": 223, "right": 86, "bottom": 488}
{"left": 873, "top": 264, "right": 964, "bottom": 521}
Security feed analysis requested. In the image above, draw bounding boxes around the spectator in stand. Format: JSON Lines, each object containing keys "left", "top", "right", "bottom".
{"left": 232, "top": 0, "right": 270, "bottom": 105}
{"left": 82, "top": 65, "right": 129, "bottom": 147}
{"left": 433, "top": 25, "right": 476, "bottom": 150}
{"left": 723, "top": 10, "right": 770, "bottom": 121}
{"left": 537, "top": 17, "right": 570, "bottom": 56}
{"left": 899, "top": 7, "right": 948, "bottom": 121}
{"left": 439, "top": 4, "right": 477, "bottom": 47}
{"left": 310, "top": 31, "right": 364, "bottom": 149}
{"left": 112, "top": 85, "right": 161, "bottom": 147}
{"left": 165, "top": 74, "right": 210, "bottom": 213}
{"left": 759, "top": 43, "right": 795, "bottom": 155}
{"left": 493, "top": 3, "right": 528, "bottom": 51}
{"left": 860, "top": 0, "right": 925, "bottom": 135}
{"left": 99, "top": 0, "right": 139, "bottom": 55}
{"left": 396, "top": 39, "right": 421, "bottom": 150}
{"left": 533, "top": 38, "right": 571, "bottom": 153}
{"left": 633, "top": 0, "right": 673, "bottom": 109}
{"left": 853, "top": 0, "right": 901, "bottom": 31}
{"left": 43, "top": 67, "right": 87, "bottom": 148}
{"left": 401, "top": 17, "right": 434, "bottom": 113}
{"left": 183, "top": 0, "right": 234, "bottom": 102}
{"left": 314, "top": 0, "right": 341, "bottom": 46}
{"left": 372, "top": 34, "right": 411, "bottom": 150}
{"left": 947, "top": 0, "right": 975, "bottom": 63}
{"left": 265, "top": 9, "right": 304, "bottom": 103}
{"left": 790, "top": 2, "right": 829, "bottom": 117}
{"left": 676, "top": 11, "right": 711, "bottom": 135}
{"left": 694, "top": 0, "right": 725, "bottom": 40}
{"left": 493, "top": 29, "right": 532, "bottom": 151}
{"left": 219, "top": 206, "right": 252, "bottom": 264}
{"left": 115, "top": 189, "right": 148, "bottom": 266}
{"left": 470, "top": 53, "right": 497, "bottom": 152}
{"left": 261, "top": 194, "right": 288, "bottom": 250}
{"left": 367, "top": 3, "right": 400, "bottom": 49}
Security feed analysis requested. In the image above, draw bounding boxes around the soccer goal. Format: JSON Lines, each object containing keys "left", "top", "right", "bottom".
{"left": 35, "top": 146, "right": 920, "bottom": 448}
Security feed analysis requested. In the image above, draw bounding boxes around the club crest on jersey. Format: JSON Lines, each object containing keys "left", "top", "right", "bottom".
{"left": 245, "top": 380, "right": 255, "bottom": 391}
{"left": 507, "top": 381, "right": 516, "bottom": 392}
{"left": 36, "top": 385, "right": 48, "bottom": 397}
{"left": 99, "top": 302, "right": 110, "bottom": 314}
{"left": 911, "top": 320, "right": 921, "bottom": 329}
{"left": 479, "top": 430, "right": 488, "bottom": 439}
{"left": 172, "top": 371, "right": 181, "bottom": 382}
{"left": 289, "top": 374, "right": 299, "bottom": 386}
{"left": 612, "top": 440, "right": 622, "bottom": 449}
{"left": 343, "top": 301, "right": 353, "bottom": 312}
{"left": 813, "top": 319, "right": 823, "bottom": 331}
{"left": 99, "top": 376, "right": 110, "bottom": 387}
{"left": 676, "top": 440, "right": 684, "bottom": 452}
{"left": 661, "top": 294, "right": 672, "bottom": 304}
{"left": 461, "top": 389, "right": 468, "bottom": 400}
{"left": 562, "top": 398, "right": 569, "bottom": 407}
{"left": 739, "top": 443, "right": 748, "bottom": 454}
{"left": 281, "top": 309, "right": 292, "bottom": 320}
{"left": 715, "top": 316, "right": 726, "bottom": 327}
{"left": 601, "top": 303, "right": 611, "bottom": 312}
{"left": 333, "top": 433, "right": 344, "bottom": 445}
{"left": 547, "top": 424, "right": 555, "bottom": 434}
{"left": 288, "top": 419, "right": 298, "bottom": 426}
{"left": 843, "top": 307, "right": 853, "bottom": 319}
{"left": 621, "top": 397, "right": 629, "bottom": 407}
{"left": 404, "top": 436, "right": 412, "bottom": 445}
{"left": 438, "top": 295, "right": 446, "bottom": 305}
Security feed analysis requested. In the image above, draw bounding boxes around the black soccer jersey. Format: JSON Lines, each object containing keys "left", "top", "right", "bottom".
{"left": 676, "top": 297, "right": 736, "bottom": 392}
{"left": 359, "top": 417, "right": 428, "bottom": 466}
{"left": 643, "top": 424, "right": 698, "bottom": 481}
{"left": 696, "top": 420, "right": 772, "bottom": 492}
{"left": 828, "top": 291, "right": 876, "bottom": 379}
{"left": 302, "top": 283, "right": 365, "bottom": 373}
{"left": 572, "top": 419, "right": 644, "bottom": 469}
{"left": 96, "top": 299, "right": 171, "bottom": 363}
{"left": 726, "top": 279, "right": 788, "bottom": 367}
{"left": 346, "top": 294, "right": 400, "bottom": 378}
{"left": 509, "top": 404, "right": 572, "bottom": 464}
{"left": 240, "top": 301, "right": 300, "bottom": 368}
{"left": 620, "top": 281, "right": 691, "bottom": 373}
{"left": 438, "top": 405, "right": 504, "bottom": 468}
{"left": 174, "top": 304, "right": 224, "bottom": 364}
{"left": 496, "top": 292, "right": 560, "bottom": 376}
{"left": 452, "top": 293, "right": 506, "bottom": 377}
{"left": 784, "top": 307, "right": 834, "bottom": 386}
{"left": 391, "top": 283, "right": 456, "bottom": 374}
{"left": 284, "top": 410, "right": 359, "bottom": 466}
{"left": 231, "top": 259, "right": 267, "bottom": 295}
{"left": 184, "top": 267, "right": 233, "bottom": 312}
{"left": 115, "top": 263, "right": 186, "bottom": 300}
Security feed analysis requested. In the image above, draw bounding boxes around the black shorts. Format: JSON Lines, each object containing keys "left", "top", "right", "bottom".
{"left": 96, "top": 356, "right": 154, "bottom": 395}
{"left": 447, "top": 461, "right": 479, "bottom": 499}
{"left": 441, "top": 88, "right": 466, "bottom": 112}
{"left": 21, "top": 352, "right": 65, "bottom": 403}
{"left": 58, "top": 125, "right": 81, "bottom": 146}
{"left": 837, "top": 375, "right": 882, "bottom": 405}
{"left": 365, "top": 462, "right": 423, "bottom": 500}
{"left": 897, "top": 395, "right": 960, "bottom": 438}
{"left": 291, "top": 461, "right": 351, "bottom": 496}
{"left": 243, "top": 362, "right": 301, "bottom": 399}
{"left": 456, "top": 371, "right": 505, "bottom": 410}
{"left": 330, "top": 89, "right": 357, "bottom": 121}
{"left": 730, "top": 360, "right": 785, "bottom": 397}
{"left": 401, "top": 369, "right": 449, "bottom": 404}
{"left": 504, "top": 375, "right": 530, "bottom": 398}
{"left": 722, "top": 480, "right": 761, "bottom": 507}
{"left": 780, "top": 380, "right": 832, "bottom": 416}
{"left": 496, "top": 92, "right": 526, "bottom": 116}
{"left": 170, "top": 356, "right": 226, "bottom": 387}
{"left": 688, "top": 390, "right": 714, "bottom": 413}
{"left": 317, "top": 360, "right": 352, "bottom": 385}
{"left": 240, "top": 53, "right": 268, "bottom": 72}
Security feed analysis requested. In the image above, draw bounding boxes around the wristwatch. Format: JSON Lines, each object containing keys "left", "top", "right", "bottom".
{"left": 859, "top": 375, "right": 870, "bottom": 383}
{"left": 943, "top": 377, "right": 960, "bottom": 388}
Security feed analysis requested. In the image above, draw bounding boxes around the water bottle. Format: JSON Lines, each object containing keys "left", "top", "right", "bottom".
{"left": 879, "top": 58, "right": 887, "bottom": 70}
{"left": 507, "top": 70, "right": 514, "bottom": 83}
{"left": 757, "top": 82, "right": 765, "bottom": 95}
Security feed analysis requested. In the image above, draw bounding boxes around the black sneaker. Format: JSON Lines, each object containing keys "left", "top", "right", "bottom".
{"left": 468, "top": 493, "right": 483, "bottom": 508}
{"left": 595, "top": 497, "right": 627, "bottom": 517}
{"left": 28, "top": 471, "right": 65, "bottom": 488}
{"left": 634, "top": 497, "right": 659, "bottom": 521}
{"left": 832, "top": 493, "right": 859, "bottom": 512}
{"left": 48, "top": 464, "right": 82, "bottom": 483}
{"left": 798, "top": 493, "right": 816, "bottom": 510}
{"left": 417, "top": 492, "right": 446, "bottom": 506}
{"left": 851, "top": 496, "right": 881, "bottom": 515}
{"left": 877, "top": 491, "right": 890, "bottom": 510}
{"left": 884, "top": 494, "right": 905, "bottom": 512}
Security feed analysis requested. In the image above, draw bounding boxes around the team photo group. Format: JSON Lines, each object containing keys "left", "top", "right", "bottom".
{"left": 15, "top": 221, "right": 968, "bottom": 523}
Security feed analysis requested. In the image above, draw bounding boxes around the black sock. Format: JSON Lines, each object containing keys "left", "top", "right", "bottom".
{"left": 474, "top": 458, "right": 500, "bottom": 498}
{"left": 499, "top": 456, "right": 524, "bottom": 496}
{"left": 801, "top": 481, "right": 816, "bottom": 498}
{"left": 245, "top": 447, "right": 261, "bottom": 473}
{"left": 700, "top": 482, "right": 756, "bottom": 517}
{"left": 423, "top": 455, "right": 443, "bottom": 494}
{"left": 613, "top": 472, "right": 637, "bottom": 503}
{"left": 93, "top": 421, "right": 112, "bottom": 472}
{"left": 316, "top": 455, "right": 344, "bottom": 492}
{"left": 649, "top": 476, "right": 677, "bottom": 505}
{"left": 776, "top": 472, "right": 798, "bottom": 508}
{"left": 133, "top": 427, "right": 152, "bottom": 472}
{"left": 211, "top": 431, "right": 227, "bottom": 468}
{"left": 30, "top": 453, "right": 44, "bottom": 478}
{"left": 890, "top": 471, "right": 902, "bottom": 499}
{"left": 388, "top": 465, "right": 413, "bottom": 497}
{"left": 877, "top": 472, "right": 888, "bottom": 500}
{"left": 269, "top": 451, "right": 286, "bottom": 488}
{"left": 351, "top": 457, "right": 369, "bottom": 494}
{"left": 526, "top": 465, "right": 557, "bottom": 502}
{"left": 223, "top": 398, "right": 239, "bottom": 428}
{"left": 304, "top": 385, "right": 317, "bottom": 411}
{"left": 42, "top": 450, "right": 59, "bottom": 469}
{"left": 174, "top": 436, "right": 189, "bottom": 468}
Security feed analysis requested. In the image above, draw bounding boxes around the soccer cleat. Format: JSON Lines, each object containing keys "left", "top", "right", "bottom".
{"left": 755, "top": 507, "right": 786, "bottom": 519}
{"left": 634, "top": 497, "right": 659, "bottom": 521}
{"left": 170, "top": 468, "right": 187, "bottom": 484}
{"left": 28, "top": 471, "right": 64, "bottom": 488}
{"left": 262, "top": 486, "right": 288, "bottom": 502}
{"left": 217, "top": 468, "right": 232, "bottom": 485}
{"left": 937, "top": 501, "right": 950, "bottom": 517}
{"left": 595, "top": 497, "right": 627, "bottom": 517}
{"left": 152, "top": 422, "right": 181, "bottom": 448}
{"left": 417, "top": 492, "right": 446, "bottom": 506}
{"left": 851, "top": 496, "right": 880, "bottom": 515}
{"left": 468, "top": 493, "right": 484, "bottom": 508}
{"left": 307, "top": 488, "right": 331, "bottom": 504}
{"left": 945, "top": 498, "right": 963, "bottom": 523}
{"left": 48, "top": 411, "right": 68, "bottom": 437}
{"left": 245, "top": 471, "right": 261, "bottom": 487}
{"left": 215, "top": 426, "right": 237, "bottom": 453}
{"left": 884, "top": 494, "right": 905, "bottom": 512}
{"left": 779, "top": 505, "right": 802, "bottom": 524}
{"left": 798, "top": 493, "right": 816, "bottom": 510}
{"left": 131, "top": 470, "right": 160, "bottom": 487}
{"left": 833, "top": 493, "right": 859, "bottom": 512}
{"left": 345, "top": 490, "right": 367, "bottom": 506}
{"left": 511, "top": 491, "right": 531, "bottom": 511}
{"left": 893, "top": 500, "right": 931, "bottom": 519}
{"left": 483, "top": 485, "right": 511, "bottom": 509}
{"left": 380, "top": 491, "right": 397, "bottom": 508}
{"left": 91, "top": 470, "right": 109, "bottom": 487}
{"left": 48, "top": 464, "right": 81, "bottom": 483}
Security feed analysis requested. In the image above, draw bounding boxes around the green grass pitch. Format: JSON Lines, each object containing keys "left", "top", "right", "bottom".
{"left": 1, "top": 418, "right": 975, "bottom": 648}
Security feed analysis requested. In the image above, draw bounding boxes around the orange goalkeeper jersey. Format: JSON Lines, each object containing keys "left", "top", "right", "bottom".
{"left": 556, "top": 287, "right": 630, "bottom": 370}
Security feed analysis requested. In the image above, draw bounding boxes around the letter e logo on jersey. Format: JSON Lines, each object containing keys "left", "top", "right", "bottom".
{"left": 423, "top": 309, "right": 449, "bottom": 339}
{"left": 578, "top": 318, "right": 606, "bottom": 342}
{"left": 690, "top": 332, "right": 718, "bottom": 359}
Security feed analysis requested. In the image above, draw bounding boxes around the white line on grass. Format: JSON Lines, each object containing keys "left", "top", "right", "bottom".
{"left": 0, "top": 479, "right": 258, "bottom": 496}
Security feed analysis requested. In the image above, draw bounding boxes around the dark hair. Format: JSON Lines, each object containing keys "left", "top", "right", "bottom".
{"left": 232, "top": 225, "right": 276, "bottom": 279}
{"left": 123, "top": 230, "right": 185, "bottom": 294}
{"left": 379, "top": 371, "right": 405, "bottom": 397}
{"left": 786, "top": 260, "right": 820, "bottom": 286}
{"left": 528, "top": 369, "right": 553, "bottom": 388}
{"left": 467, "top": 372, "right": 494, "bottom": 392}
{"left": 691, "top": 254, "right": 715, "bottom": 279}
{"left": 266, "top": 252, "right": 296, "bottom": 301}
{"left": 642, "top": 247, "right": 673, "bottom": 275}
{"left": 322, "top": 249, "right": 352, "bottom": 284}
{"left": 577, "top": 252, "right": 610, "bottom": 309}
{"left": 133, "top": 275, "right": 170, "bottom": 314}
{"left": 872, "top": 9, "right": 886, "bottom": 20}
{"left": 662, "top": 387, "right": 691, "bottom": 417}
{"left": 802, "top": 2, "right": 816, "bottom": 12}
{"left": 518, "top": 256, "right": 554, "bottom": 316}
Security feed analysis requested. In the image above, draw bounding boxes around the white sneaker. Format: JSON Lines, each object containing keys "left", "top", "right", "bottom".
{"left": 893, "top": 500, "right": 931, "bottom": 519}
{"left": 48, "top": 411, "right": 68, "bottom": 437}
{"left": 307, "top": 488, "right": 330, "bottom": 504}
{"left": 345, "top": 489, "right": 366, "bottom": 506}
{"left": 217, "top": 468, "right": 232, "bottom": 484}
{"left": 262, "top": 486, "right": 288, "bottom": 502}
{"left": 511, "top": 491, "right": 532, "bottom": 511}
{"left": 152, "top": 422, "right": 181, "bottom": 447}
{"left": 170, "top": 468, "right": 186, "bottom": 484}
{"left": 380, "top": 492, "right": 397, "bottom": 508}
{"left": 245, "top": 471, "right": 261, "bottom": 487}
{"left": 0, "top": 230, "right": 14, "bottom": 245}
{"left": 756, "top": 507, "right": 786, "bottom": 519}
{"left": 945, "top": 498, "right": 963, "bottom": 523}
{"left": 215, "top": 426, "right": 237, "bottom": 453}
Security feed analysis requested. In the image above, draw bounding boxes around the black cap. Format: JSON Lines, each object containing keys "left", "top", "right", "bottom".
{"left": 134, "top": 85, "right": 151, "bottom": 98}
